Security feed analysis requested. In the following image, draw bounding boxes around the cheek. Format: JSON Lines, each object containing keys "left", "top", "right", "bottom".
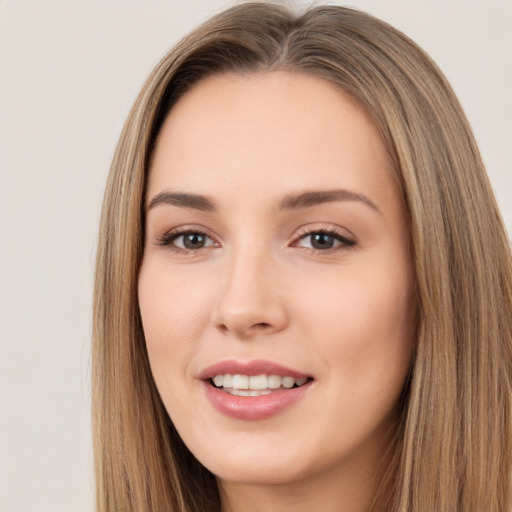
{"left": 137, "top": 261, "right": 213, "bottom": 389}
{"left": 291, "top": 263, "right": 414, "bottom": 462}
{"left": 297, "top": 261, "right": 414, "bottom": 385}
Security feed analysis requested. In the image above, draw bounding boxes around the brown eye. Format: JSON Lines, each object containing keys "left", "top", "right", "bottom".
{"left": 297, "top": 230, "right": 356, "bottom": 251}
{"left": 310, "top": 233, "right": 336, "bottom": 250}
{"left": 160, "top": 230, "right": 216, "bottom": 251}
{"left": 181, "top": 233, "right": 208, "bottom": 249}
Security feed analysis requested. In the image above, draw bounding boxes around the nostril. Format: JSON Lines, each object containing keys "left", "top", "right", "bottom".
{"left": 253, "top": 322, "right": 271, "bottom": 329}
{"left": 215, "top": 321, "right": 273, "bottom": 338}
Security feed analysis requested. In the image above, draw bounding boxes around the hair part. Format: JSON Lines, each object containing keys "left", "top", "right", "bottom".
{"left": 93, "top": 3, "right": 512, "bottom": 511}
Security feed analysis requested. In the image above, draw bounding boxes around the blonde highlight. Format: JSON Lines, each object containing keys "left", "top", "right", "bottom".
{"left": 92, "top": 3, "right": 512, "bottom": 511}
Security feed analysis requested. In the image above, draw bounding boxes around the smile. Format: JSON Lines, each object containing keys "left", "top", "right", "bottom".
{"left": 211, "top": 374, "right": 309, "bottom": 396}
{"left": 199, "top": 360, "right": 314, "bottom": 420}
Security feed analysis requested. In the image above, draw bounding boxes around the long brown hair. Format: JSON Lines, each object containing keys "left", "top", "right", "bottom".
{"left": 92, "top": 3, "right": 512, "bottom": 510}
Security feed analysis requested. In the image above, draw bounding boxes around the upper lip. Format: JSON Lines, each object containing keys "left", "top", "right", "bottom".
{"left": 198, "top": 359, "right": 312, "bottom": 380}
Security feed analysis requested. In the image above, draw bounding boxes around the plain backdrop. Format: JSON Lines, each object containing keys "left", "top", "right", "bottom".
{"left": 0, "top": 1, "right": 510, "bottom": 511}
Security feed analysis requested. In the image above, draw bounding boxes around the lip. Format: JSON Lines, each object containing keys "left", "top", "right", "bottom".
{"left": 198, "top": 359, "right": 311, "bottom": 380}
{"left": 198, "top": 359, "right": 314, "bottom": 421}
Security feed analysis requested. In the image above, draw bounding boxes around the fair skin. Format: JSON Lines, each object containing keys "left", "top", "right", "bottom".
{"left": 138, "top": 71, "right": 414, "bottom": 512}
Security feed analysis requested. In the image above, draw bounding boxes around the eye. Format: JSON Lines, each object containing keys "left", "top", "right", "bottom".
{"left": 158, "top": 229, "right": 217, "bottom": 251}
{"left": 295, "top": 229, "right": 356, "bottom": 251}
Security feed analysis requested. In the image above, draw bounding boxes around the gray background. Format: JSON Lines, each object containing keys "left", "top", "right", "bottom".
{"left": 1, "top": 1, "right": 510, "bottom": 510}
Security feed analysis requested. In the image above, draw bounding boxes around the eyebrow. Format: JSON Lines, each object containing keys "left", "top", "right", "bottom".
{"left": 147, "top": 192, "right": 216, "bottom": 212}
{"left": 277, "top": 189, "right": 380, "bottom": 213}
{"left": 147, "top": 189, "right": 380, "bottom": 214}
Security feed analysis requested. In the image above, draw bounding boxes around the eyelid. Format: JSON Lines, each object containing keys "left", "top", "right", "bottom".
{"left": 153, "top": 223, "right": 356, "bottom": 254}
{"left": 291, "top": 225, "right": 357, "bottom": 252}
{"left": 156, "top": 225, "right": 220, "bottom": 250}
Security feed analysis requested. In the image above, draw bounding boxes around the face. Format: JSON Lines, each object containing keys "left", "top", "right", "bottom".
{"left": 139, "top": 71, "right": 414, "bottom": 490}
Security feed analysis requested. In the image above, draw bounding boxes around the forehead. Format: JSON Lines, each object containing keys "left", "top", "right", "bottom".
{"left": 147, "top": 71, "right": 396, "bottom": 210}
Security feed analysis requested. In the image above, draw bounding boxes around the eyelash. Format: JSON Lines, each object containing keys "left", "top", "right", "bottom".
{"left": 156, "top": 229, "right": 218, "bottom": 254}
{"left": 156, "top": 227, "right": 356, "bottom": 254}
{"left": 293, "top": 227, "right": 356, "bottom": 253}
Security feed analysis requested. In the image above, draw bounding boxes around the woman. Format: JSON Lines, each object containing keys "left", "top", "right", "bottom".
{"left": 92, "top": 3, "right": 512, "bottom": 511}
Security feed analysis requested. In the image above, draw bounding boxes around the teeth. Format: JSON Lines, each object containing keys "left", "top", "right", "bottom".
{"left": 249, "top": 375, "right": 267, "bottom": 390}
{"left": 232, "top": 374, "right": 249, "bottom": 389}
{"left": 227, "top": 389, "right": 273, "bottom": 396}
{"left": 211, "top": 373, "right": 309, "bottom": 392}
{"left": 268, "top": 375, "right": 282, "bottom": 389}
{"left": 282, "top": 376, "right": 295, "bottom": 389}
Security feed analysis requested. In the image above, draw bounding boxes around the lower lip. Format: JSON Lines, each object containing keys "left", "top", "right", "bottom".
{"left": 202, "top": 381, "right": 312, "bottom": 420}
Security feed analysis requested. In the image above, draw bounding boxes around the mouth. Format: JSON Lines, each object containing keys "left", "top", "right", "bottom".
{"left": 199, "top": 360, "right": 314, "bottom": 420}
{"left": 209, "top": 374, "right": 312, "bottom": 396}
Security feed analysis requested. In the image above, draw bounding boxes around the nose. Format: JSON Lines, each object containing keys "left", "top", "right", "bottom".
{"left": 212, "top": 247, "right": 289, "bottom": 339}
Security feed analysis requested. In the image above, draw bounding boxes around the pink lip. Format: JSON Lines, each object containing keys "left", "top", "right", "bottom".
{"left": 198, "top": 359, "right": 311, "bottom": 380}
{"left": 198, "top": 359, "right": 313, "bottom": 421}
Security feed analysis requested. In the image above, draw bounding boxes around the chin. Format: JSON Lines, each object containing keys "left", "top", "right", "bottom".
{"left": 187, "top": 432, "right": 325, "bottom": 486}
{"left": 208, "top": 458, "right": 308, "bottom": 486}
